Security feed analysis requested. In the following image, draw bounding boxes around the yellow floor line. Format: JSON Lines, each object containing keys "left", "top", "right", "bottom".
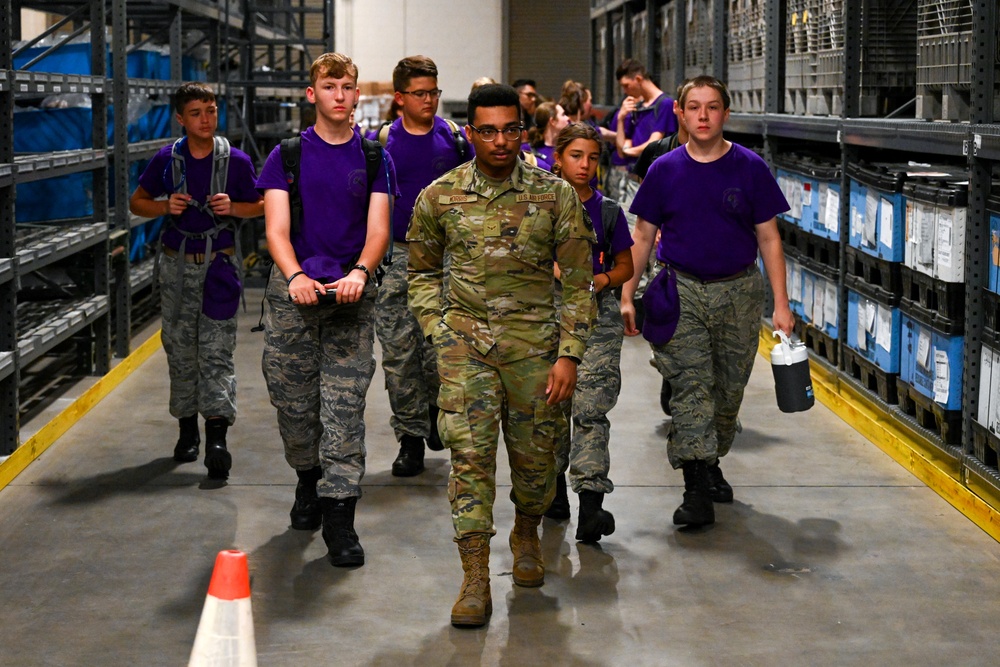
{"left": 0, "top": 331, "right": 163, "bottom": 490}
{"left": 759, "top": 328, "right": 1000, "bottom": 543}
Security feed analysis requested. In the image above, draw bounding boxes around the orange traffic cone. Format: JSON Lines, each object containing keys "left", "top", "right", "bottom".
{"left": 188, "top": 550, "right": 258, "bottom": 667}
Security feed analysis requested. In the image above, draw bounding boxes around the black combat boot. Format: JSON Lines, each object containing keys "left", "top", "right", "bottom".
{"left": 203, "top": 418, "right": 232, "bottom": 480}
{"left": 575, "top": 490, "right": 616, "bottom": 543}
{"left": 391, "top": 435, "right": 425, "bottom": 477}
{"left": 543, "top": 473, "right": 571, "bottom": 521}
{"left": 173, "top": 415, "right": 200, "bottom": 462}
{"left": 707, "top": 460, "right": 734, "bottom": 503}
{"left": 426, "top": 405, "right": 445, "bottom": 451}
{"left": 660, "top": 379, "right": 672, "bottom": 417}
{"left": 673, "top": 460, "right": 715, "bottom": 527}
{"left": 290, "top": 466, "right": 323, "bottom": 530}
{"left": 321, "top": 497, "right": 365, "bottom": 567}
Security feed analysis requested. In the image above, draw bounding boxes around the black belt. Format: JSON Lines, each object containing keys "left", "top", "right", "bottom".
{"left": 666, "top": 264, "right": 755, "bottom": 284}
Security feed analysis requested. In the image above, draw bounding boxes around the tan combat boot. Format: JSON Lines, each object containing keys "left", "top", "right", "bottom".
{"left": 451, "top": 535, "right": 492, "bottom": 627}
{"left": 509, "top": 509, "right": 544, "bottom": 587}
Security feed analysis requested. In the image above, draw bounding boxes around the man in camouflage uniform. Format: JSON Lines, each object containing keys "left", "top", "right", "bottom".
{"left": 408, "top": 84, "right": 596, "bottom": 628}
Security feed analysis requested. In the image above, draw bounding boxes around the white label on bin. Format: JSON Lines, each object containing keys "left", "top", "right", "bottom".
{"left": 814, "top": 280, "right": 825, "bottom": 328}
{"left": 880, "top": 198, "right": 894, "bottom": 249}
{"left": 866, "top": 300, "right": 877, "bottom": 334}
{"left": 857, "top": 309, "right": 867, "bottom": 352}
{"left": 979, "top": 347, "right": 995, "bottom": 426}
{"left": 825, "top": 282, "right": 838, "bottom": 327}
{"left": 851, "top": 208, "right": 862, "bottom": 238}
{"left": 792, "top": 183, "right": 802, "bottom": 221}
{"left": 934, "top": 350, "right": 950, "bottom": 404}
{"left": 803, "top": 275, "right": 815, "bottom": 319}
{"left": 864, "top": 191, "right": 878, "bottom": 248}
{"left": 876, "top": 307, "right": 892, "bottom": 353}
{"left": 917, "top": 329, "right": 932, "bottom": 370}
{"left": 918, "top": 205, "right": 935, "bottom": 267}
{"left": 803, "top": 182, "right": 812, "bottom": 207}
{"left": 791, "top": 265, "right": 802, "bottom": 303}
{"left": 825, "top": 188, "right": 840, "bottom": 233}
{"left": 937, "top": 211, "right": 953, "bottom": 269}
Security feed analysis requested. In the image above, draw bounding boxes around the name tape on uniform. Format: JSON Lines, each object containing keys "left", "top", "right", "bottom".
{"left": 439, "top": 194, "right": 479, "bottom": 205}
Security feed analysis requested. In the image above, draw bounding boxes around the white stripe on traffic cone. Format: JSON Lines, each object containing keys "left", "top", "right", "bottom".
{"left": 188, "top": 549, "right": 257, "bottom": 667}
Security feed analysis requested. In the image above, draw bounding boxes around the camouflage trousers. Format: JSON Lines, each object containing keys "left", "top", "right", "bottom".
{"left": 567, "top": 289, "right": 624, "bottom": 494}
{"left": 435, "top": 330, "right": 565, "bottom": 540}
{"left": 374, "top": 242, "right": 439, "bottom": 441}
{"left": 261, "top": 265, "right": 377, "bottom": 499}
{"left": 159, "top": 252, "right": 237, "bottom": 423}
{"left": 650, "top": 266, "right": 764, "bottom": 469}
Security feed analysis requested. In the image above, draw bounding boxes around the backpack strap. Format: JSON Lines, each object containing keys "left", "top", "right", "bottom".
{"left": 377, "top": 121, "right": 392, "bottom": 146}
{"left": 361, "top": 136, "right": 394, "bottom": 277}
{"left": 600, "top": 196, "right": 623, "bottom": 271}
{"left": 210, "top": 135, "right": 230, "bottom": 196}
{"left": 279, "top": 134, "right": 303, "bottom": 236}
{"left": 170, "top": 137, "right": 188, "bottom": 196}
{"left": 444, "top": 118, "right": 471, "bottom": 161}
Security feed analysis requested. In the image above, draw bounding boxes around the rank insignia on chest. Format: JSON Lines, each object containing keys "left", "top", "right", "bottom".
{"left": 484, "top": 219, "right": 501, "bottom": 236}
{"left": 439, "top": 194, "right": 478, "bottom": 205}
{"left": 515, "top": 193, "right": 557, "bottom": 203}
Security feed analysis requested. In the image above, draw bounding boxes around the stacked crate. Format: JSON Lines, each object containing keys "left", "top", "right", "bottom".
{"left": 774, "top": 153, "right": 842, "bottom": 364}
{"left": 659, "top": 0, "right": 714, "bottom": 91}
{"left": 972, "top": 192, "right": 1000, "bottom": 467}
{"left": 785, "top": 0, "right": 814, "bottom": 115}
{"left": 805, "top": 0, "right": 918, "bottom": 116}
{"left": 915, "top": 0, "right": 1000, "bottom": 120}
{"left": 728, "top": 0, "right": 766, "bottom": 112}
{"left": 894, "top": 170, "right": 969, "bottom": 442}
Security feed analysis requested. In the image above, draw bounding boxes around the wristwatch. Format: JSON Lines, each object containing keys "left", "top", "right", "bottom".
{"left": 350, "top": 264, "right": 371, "bottom": 281}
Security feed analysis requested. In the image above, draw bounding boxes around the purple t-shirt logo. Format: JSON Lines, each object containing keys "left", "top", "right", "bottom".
{"left": 348, "top": 168, "right": 368, "bottom": 197}
{"left": 723, "top": 188, "right": 745, "bottom": 214}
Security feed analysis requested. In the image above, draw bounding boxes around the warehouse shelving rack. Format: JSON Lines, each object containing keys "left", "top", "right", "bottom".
{"left": 590, "top": 0, "right": 1000, "bottom": 504}
{"left": 1, "top": 0, "right": 325, "bottom": 455}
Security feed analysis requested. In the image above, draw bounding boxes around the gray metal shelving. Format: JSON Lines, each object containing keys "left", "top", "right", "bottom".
{"left": 591, "top": 0, "right": 1000, "bottom": 494}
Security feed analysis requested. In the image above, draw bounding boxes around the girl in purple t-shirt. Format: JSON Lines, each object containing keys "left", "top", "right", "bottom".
{"left": 622, "top": 76, "right": 793, "bottom": 530}
{"left": 523, "top": 101, "right": 569, "bottom": 172}
{"left": 550, "top": 123, "right": 635, "bottom": 542}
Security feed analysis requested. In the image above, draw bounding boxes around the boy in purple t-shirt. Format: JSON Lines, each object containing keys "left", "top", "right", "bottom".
{"left": 256, "top": 53, "right": 394, "bottom": 568}
{"left": 129, "top": 82, "right": 263, "bottom": 479}
{"left": 622, "top": 76, "right": 793, "bottom": 529}
{"left": 374, "top": 55, "right": 469, "bottom": 478}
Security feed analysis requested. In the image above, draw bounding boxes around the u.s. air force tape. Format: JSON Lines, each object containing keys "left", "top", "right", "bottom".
{"left": 515, "top": 193, "right": 557, "bottom": 203}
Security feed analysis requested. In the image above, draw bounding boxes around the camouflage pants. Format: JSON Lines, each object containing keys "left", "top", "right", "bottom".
{"left": 566, "top": 289, "right": 624, "bottom": 494}
{"left": 374, "top": 242, "right": 438, "bottom": 441}
{"left": 435, "top": 330, "right": 564, "bottom": 540}
{"left": 261, "top": 265, "right": 377, "bottom": 499}
{"left": 159, "top": 252, "right": 237, "bottom": 423}
{"left": 651, "top": 267, "right": 764, "bottom": 469}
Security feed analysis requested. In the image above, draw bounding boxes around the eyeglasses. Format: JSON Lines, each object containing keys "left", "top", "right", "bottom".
{"left": 401, "top": 89, "right": 442, "bottom": 100}
{"left": 468, "top": 124, "right": 523, "bottom": 142}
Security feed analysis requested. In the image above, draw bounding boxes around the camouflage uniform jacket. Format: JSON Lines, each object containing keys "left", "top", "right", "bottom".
{"left": 407, "top": 158, "right": 596, "bottom": 364}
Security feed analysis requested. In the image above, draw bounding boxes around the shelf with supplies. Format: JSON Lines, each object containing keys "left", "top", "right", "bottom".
{"left": 16, "top": 294, "right": 109, "bottom": 367}
{"left": 15, "top": 221, "right": 109, "bottom": 274}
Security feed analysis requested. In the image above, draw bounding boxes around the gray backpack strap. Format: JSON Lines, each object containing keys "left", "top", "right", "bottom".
{"left": 170, "top": 137, "right": 187, "bottom": 196}
{"left": 211, "top": 135, "right": 230, "bottom": 196}
{"left": 600, "top": 196, "right": 623, "bottom": 271}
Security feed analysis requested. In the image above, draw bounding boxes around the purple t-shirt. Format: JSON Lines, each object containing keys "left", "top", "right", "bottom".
{"left": 138, "top": 141, "right": 259, "bottom": 253}
{"left": 383, "top": 116, "right": 466, "bottom": 241}
{"left": 607, "top": 112, "right": 628, "bottom": 168}
{"left": 630, "top": 142, "right": 789, "bottom": 281}
{"left": 521, "top": 142, "right": 553, "bottom": 172}
{"left": 584, "top": 189, "right": 633, "bottom": 274}
{"left": 256, "top": 126, "right": 397, "bottom": 277}
{"left": 623, "top": 94, "right": 677, "bottom": 166}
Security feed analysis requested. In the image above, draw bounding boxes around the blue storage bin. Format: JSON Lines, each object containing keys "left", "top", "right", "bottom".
{"left": 127, "top": 49, "right": 161, "bottom": 79}
{"left": 15, "top": 105, "right": 144, "bottom": 152}
{"left": 14, "top": 42, "right": 104, "bottom": 75}
{"left": 846, "top": 275, "right": 901, "bottom": 372}
{"left": 16, "top": 173, "right": 93, "bottom": 223}
{"left": 848, "top": 163, "right": 909, "bottom": 262}
{"left": 900, "top": 302, "right": 964, "bottom": 411}
{"left": 800, "top": 261, "right": 840, "bottom": 340}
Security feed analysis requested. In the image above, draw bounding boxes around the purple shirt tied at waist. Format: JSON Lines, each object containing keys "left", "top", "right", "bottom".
{"left": 256, "top": 126, "right": 397, "bottom": 274}
{"left": 138, "top": 142, "right": 259, "bottom": 254}
{"left": 629, "top": 142, "right": 789, "bottom": 281}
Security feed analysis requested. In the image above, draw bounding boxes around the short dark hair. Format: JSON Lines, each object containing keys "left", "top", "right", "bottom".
{"left": 393, "top": 55, "right": 438, "bottom": 92}
{"left": 467, "top": 84, "right": 520, "bottom": 126}
{"left": 511, "top": 78, "right": 536, "bottom": 90}
{"left": 616, "top": 58, "right": 647, "bottom": 80}
{"left": 173, "top": 82, "right": 215, "bottom": 115}
{"left": 310, "top": 52, "right": 358, "bottom": 87}
{"left": 679, "top": 75, "right": 732, "bottom": 110}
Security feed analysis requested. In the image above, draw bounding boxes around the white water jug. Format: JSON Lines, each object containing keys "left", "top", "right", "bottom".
{"left": 770, "top": 330, "right": 814, "bottom": 413}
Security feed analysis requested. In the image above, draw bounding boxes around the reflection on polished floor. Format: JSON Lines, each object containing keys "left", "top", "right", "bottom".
{"left": 3, "top": 292, "right": 1000, "bottom": 666}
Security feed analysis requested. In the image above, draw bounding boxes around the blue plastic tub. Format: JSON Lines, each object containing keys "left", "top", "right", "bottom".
{"left": 900, "top": 302, "right": 964, "bottom": 411}
{"left": 846, "top": 275, "right": 901, "bottom": 373}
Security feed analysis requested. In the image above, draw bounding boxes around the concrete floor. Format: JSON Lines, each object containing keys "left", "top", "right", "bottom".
{"left": 3, "top": 291, "right": 1000, "bottom": 666}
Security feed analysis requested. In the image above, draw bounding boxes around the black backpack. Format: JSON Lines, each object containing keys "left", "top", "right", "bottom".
{"left": 599, "top": 196, "right": 623, "bottom": 271}
{"left": 377, "top": 117, "right": 470, "bottom": 162}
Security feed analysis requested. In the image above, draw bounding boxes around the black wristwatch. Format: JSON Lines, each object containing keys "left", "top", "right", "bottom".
{"left": 350, "top": 264, "right": 371, "bottom": 281}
